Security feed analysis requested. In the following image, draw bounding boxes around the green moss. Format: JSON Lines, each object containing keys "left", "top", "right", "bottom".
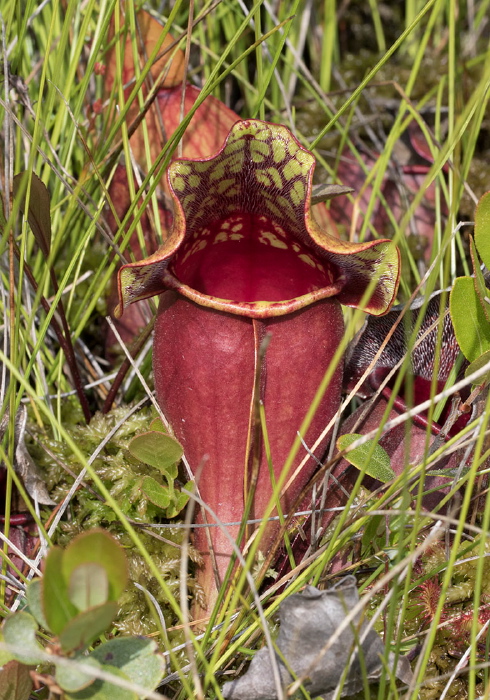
{"left": 28, "top": 403, "right": 200, "bottom": 648}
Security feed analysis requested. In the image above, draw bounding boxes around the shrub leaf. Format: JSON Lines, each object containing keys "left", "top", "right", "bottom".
{"left": 58, "top": 602, "right": 118, "bottom": 653}
{"left": 474, "top": 191, "right": 490, "bottom": 270}
{"left": 55, "top": 656, "right": 100, "bottom": 693}
{"left": 2, "top": 612, "right": 44, "bottom": 665}
{"left": 337, "top": 434, "right": 395, "bottom": 482}
{"left": 89, "top": 637, "right": 166, "bottom": 689}
{"left": 450, "top": 276, "right": 490, "bottom": 362}
{"left": 62, "top": 530, "right": 127, "bottom": 603}
{"left": 68, "top": 563, "right": 109, "bottom": 611}
{"left": 43, "top": 547, "right": 78, "bottom": 635}
{"left": 129, "top": 431, "right": 183, "bottom": 473}
{"left": 26, "top": 578, "right": 49, "bottom": 630}
{"left": 141, "top": 476, "right": 172, "bottom": 509}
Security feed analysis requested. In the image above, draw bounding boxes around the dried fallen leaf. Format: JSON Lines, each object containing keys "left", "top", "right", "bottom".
{"left": 0, "top": 407, "right": 54, "bottom": 505}
{"left": 222, "top": 578, "right": 412, "bottom": 700}
{"left": 310, "top": 183, "right": 354, "bottom": 206}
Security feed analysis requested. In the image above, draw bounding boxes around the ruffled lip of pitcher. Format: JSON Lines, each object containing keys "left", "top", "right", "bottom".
{"left": 116, "top": 120, "right": 400, "bottom": 320}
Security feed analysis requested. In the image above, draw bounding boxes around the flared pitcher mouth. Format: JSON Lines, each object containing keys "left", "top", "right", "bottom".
{"left": 116, "top": 120, "right": 400, "bottom": 320}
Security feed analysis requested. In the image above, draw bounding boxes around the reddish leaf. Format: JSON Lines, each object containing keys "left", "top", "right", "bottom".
{"left": 329, "top": 123, "right": 448, "bottom": 262}
{"left": 13, "top": 172, "right": 51, "bottom": 257}
{"left": 105, "top": 8, "right": 185, "bottom": 94}
{"left": 104, "top": 13, "right": 241, "bottom": 351}
{"left": 104, "top": 9, "right": 186, "bottom": 169}
{"left": 0, "top": 660, "right": 33, "bottom": 700}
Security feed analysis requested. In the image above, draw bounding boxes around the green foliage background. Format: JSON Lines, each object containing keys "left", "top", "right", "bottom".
{"left": 1, "top": 0, "right": 490, "bottom": 698}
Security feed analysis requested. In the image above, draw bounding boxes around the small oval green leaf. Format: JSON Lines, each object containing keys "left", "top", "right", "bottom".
{"left": 141, "top": 475, "right": 173, "bottom": 509}
{"left": 149, "top": 417, "right": 167, "bottom": 433}
{"left": 68, "top": 563, "right": 109, "bottom": 611}
{"left": 55, "top": 656, "right": 100, "bottom": 693}
{"left": 64, "top": 664, "right": 135, "bottom": 700}
{"left": 450, "top": 276, "right": 490, "bottom": 362}
{"left": 166, "top": 489, "right": 191, "bottom": 518}
{"left": 470, "top": 237, "right": 490, "bottom": 322}
{"left": 337, "top": 434, "right": 395, "bottom": 483}
{"left": 90, "top": 637, "right": 166, "bottom": 689}
{"left": 2, "top": 612, "right": 44, "bottom": 665}
{"left": 0, "top": 632, "right": 16, "bottom": 667}
{"left": 63, "top": 530, "right": 127, "bottom": 603}
{"left": 129, "top": 431, "right": 183, "bottom": 472}
{"left": 43, "top": 547, "right": 78, "bottom": 634}
{"left": 474, "top": 191, "right": 490, "bottom": 270}
{"left": 465, "top": 349, "right": 490, "bottom": 385}
{"left": 26, "top": 578, "right": 49, "bottom": 630}
{"left": 58, "top": 602, "right": 118, "bottom": 653}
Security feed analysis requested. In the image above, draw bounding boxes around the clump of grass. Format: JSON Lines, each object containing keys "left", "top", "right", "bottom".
{"left": 1, "top": 0, "right": 490, "bottom": 698}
